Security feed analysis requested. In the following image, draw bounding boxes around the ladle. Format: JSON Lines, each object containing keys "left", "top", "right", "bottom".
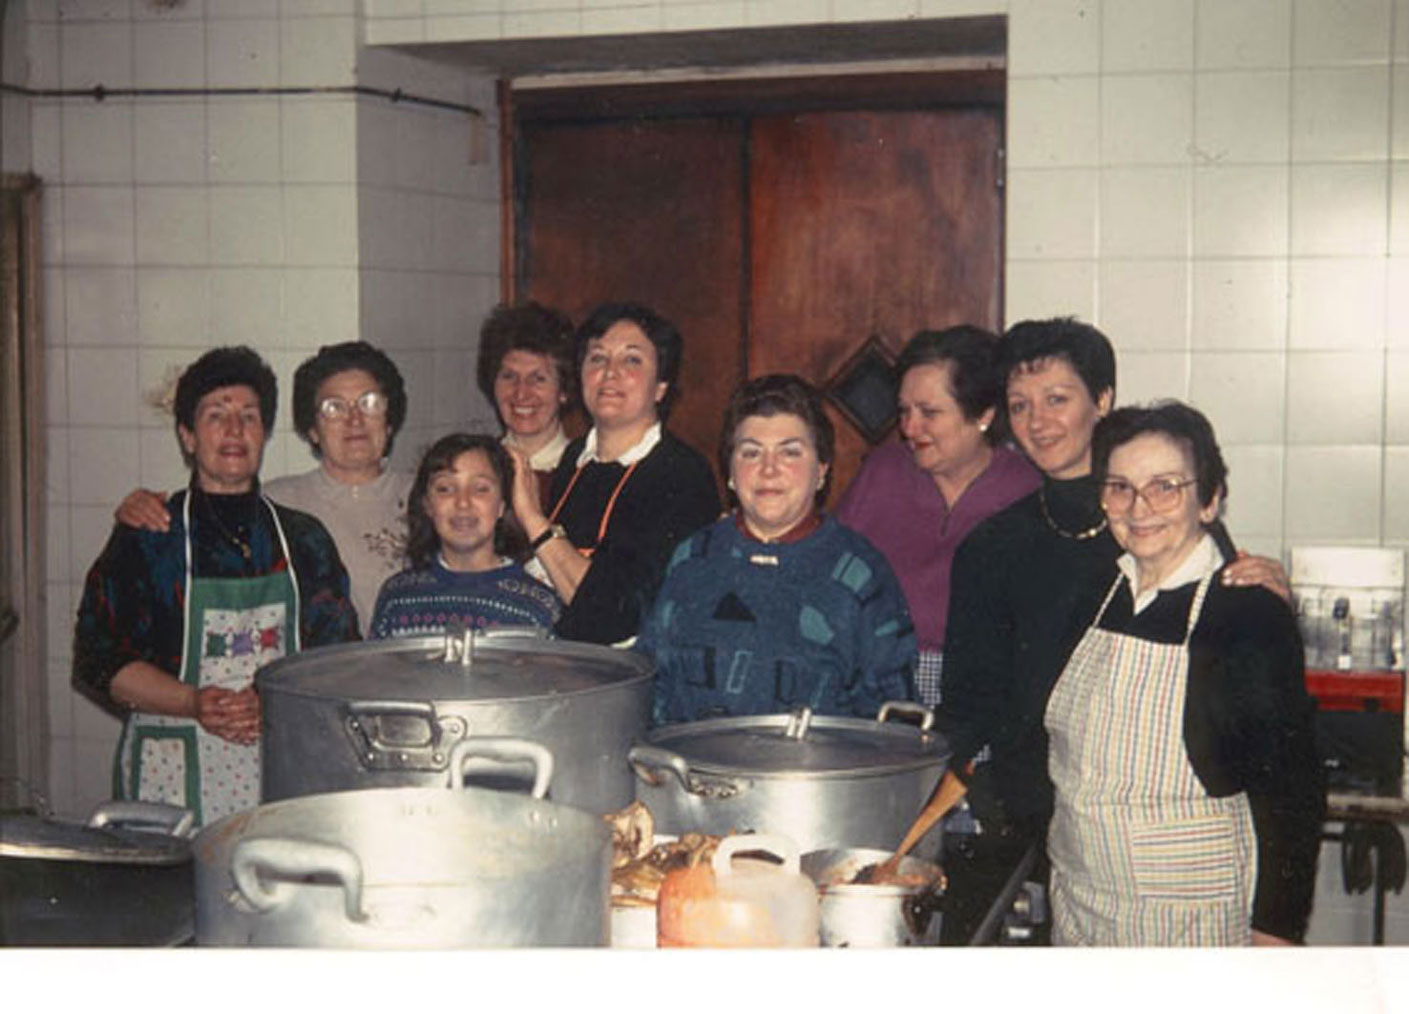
{"left": 856, "top": 768, "right": 967, "bottom": 884}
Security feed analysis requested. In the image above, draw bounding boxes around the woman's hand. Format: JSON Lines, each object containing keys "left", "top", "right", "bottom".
{"left": 111, "top": 661, "right": 261, "bottom": 745}
{"left": 1250, "top": 929, "right": 1294, "bottom": 946}
{"left": 1222, "top": 550, "right": 1291, "bottom": 604}
{"left": 195, "top": 685, "right": 261, "bottom": 746}
{"left": 116, "top": 488, "right": 171, "bottom": 532}
{"left": 505, "top": 448, "right": 547, "bottom": 537}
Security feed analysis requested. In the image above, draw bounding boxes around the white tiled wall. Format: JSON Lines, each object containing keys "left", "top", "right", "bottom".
{"left": 12, "top": 0, "right": 1409, "bottom": 945}
{"left": 14, "top": 0, "right": 498, "bottom": 820}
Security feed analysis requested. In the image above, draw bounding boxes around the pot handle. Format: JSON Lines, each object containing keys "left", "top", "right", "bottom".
{"left": 86, "top": 800, "right": 196, "bottom": 838}
{"left": 231, "top": 837, "right": 366, "bottom": 923}
{"left": 876, "top": 700, "right": 935, "bottom": 732}
{"left": 627, "top": 744, "right": 692, "bottom": 790}
{"left": 445, "top": 737, "right": 554, "bottom": 799}
{"left": 712, "top": 832, "right": 801, "bottom": 878}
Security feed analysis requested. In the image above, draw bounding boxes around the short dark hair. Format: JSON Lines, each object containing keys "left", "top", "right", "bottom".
{"left": 405, "top": 433, "right": 526, "bottom": 569}
{"left": 291, "top": 342, "right": 408, "bottom": 458}
{"left": 1092, "top": 400, "right": 1228, "bottom": 510}
{"left": 174, "top": 346, "right": 278, "bottom": 456}
{"left": 896, "top": 325, "right": 1003, "bottom": 445}
{"left": 719, "top": 373, "right": 835, "bottom": 508}
{"left": 474, "top": 301, "right": 577, "bottom": 421}
{"left": 999, "top": 317, "right": 1117, "bottom": 407}
{"left": 574, "top": 302, "right": 683, "bottom": 423}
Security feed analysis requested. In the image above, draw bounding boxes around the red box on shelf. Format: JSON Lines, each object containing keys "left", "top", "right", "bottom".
{"left": 1305, "top": 670, "right": 1405, "bottom": 714}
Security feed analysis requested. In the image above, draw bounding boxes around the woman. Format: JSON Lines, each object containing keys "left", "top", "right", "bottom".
{"left": 73, "top": 347, "right": 359, "bottom": 828}
{"left": 116, "top": 341, "right": 414, "bottom": 631}
{"left": 1045, "top": 401, "right": 1323, "bottom": 945}
{"left": 509, "top": 302, "right": 721, "bottom": 645}
{"left": 368, "top": 434, "right": 560, "bottom": 639}
{"left": 641, "top": 374, "right": 916, "bottom": 722}
{"left": 937, "top": 317, "right": 1290, "bottom": 946}
{"left": 476, "top": 301, "right": 578, "bottom": 506}
{"left": 837, "top": 326, "right": 1040, "bottom": 706}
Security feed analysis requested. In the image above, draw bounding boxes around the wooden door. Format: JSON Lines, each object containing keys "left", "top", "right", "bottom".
{"left": 516, "top": 117, "right": 745, "bottom": 474}
{"left": 748, "top": 108, "right": 1003, "bottom": 495}
{"left": 514, "top": 82, "right": 1003, "bottom": 502}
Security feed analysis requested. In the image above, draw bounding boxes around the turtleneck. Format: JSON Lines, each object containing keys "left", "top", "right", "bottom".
{"left": 1040, "top": 473, "right": 1106, "bottom": 540}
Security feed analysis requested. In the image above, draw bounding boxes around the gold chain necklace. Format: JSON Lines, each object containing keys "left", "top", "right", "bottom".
{"left": 1038, "top": 486, "right": 1108, "bottom": 541}
{"left": 199, "top": 490, "right": 254, "bottom": 560}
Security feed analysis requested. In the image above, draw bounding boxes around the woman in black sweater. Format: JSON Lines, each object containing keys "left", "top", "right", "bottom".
{"left": 938, "top": 318, "right": 1292, "bottom": 945}
{"left": 508, "top": 302, "right": 720, "bottom": 645}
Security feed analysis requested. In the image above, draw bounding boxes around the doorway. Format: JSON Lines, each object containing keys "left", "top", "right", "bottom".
{"left": 0, "top": 172, "right": 46, "bottom": 811}
{"left": 508, "top": 70, "right": 1005, "bottom": 498}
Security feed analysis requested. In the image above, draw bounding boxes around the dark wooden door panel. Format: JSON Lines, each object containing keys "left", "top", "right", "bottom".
{"left": 747, "top": 108, "right": 1003, "bottom": 499}
{"left": 518, "top": 118, "right": 745, "bottom": 476}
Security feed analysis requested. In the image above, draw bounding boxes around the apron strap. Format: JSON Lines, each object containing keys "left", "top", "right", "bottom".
{"left": 181, "top": 490, "right": 303, "bottom": 666}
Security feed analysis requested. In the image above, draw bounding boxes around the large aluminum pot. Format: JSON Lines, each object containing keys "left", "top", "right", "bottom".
{"left": 194, "top": 740, "right": 611, "bottom": 947}
{"left": 630, "top": 703, "right": 949, "bottom": 855}
{"left": 0, "top": 801, "right": 195, "bottom": 947}
{"left": 257, "top": 627, "right": 652, "bottom": 813}
{"left": 801, "top": 847, "right": 945, "bottom": 947}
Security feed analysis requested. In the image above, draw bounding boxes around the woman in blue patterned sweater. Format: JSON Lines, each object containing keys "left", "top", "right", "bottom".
{"left": 639, "top": 374, "right": 917, "bottom": 723}
{"left": 368, "top": 433, "right": 559, "bottom": 638}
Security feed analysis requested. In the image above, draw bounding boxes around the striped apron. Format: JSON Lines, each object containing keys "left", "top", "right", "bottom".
{"left": 1044, "top": 571, "right": 1256, "bottom": 946}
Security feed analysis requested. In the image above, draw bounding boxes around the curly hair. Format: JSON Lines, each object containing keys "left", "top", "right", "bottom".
{"left": 718, "top": 373, "right": 835, "bottom": 508}
{"left": 173, "top": 346, "right": 278, "bottom": 465}
{"left": 291, "top": 342, "right": 408, "bottom": 458}
{"left": 474, "top": 301, "right": 577, "bottom": 420}
{"left": 404, "top": 433, "right": 527, "bottom": 569}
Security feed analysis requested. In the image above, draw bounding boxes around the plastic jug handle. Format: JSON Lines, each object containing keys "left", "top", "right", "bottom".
{"left": 712, "top": 832, "right": 800, "bottom": 878}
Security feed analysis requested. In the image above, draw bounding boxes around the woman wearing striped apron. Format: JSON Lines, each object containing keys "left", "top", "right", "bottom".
{"left": 1044, "top": 402, "right": 1323, "bottom": 946}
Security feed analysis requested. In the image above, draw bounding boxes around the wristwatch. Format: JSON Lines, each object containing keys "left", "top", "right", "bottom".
{"left": 530, "top": 523, "right": 567, "bottom": 553}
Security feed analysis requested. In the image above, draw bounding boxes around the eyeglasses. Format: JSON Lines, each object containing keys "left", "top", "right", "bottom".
{"left": 318, "top": 390, "right": 388, "bottom": 421}
{"left": 1100, "top": 476, "right": 1197, "bottom": 514}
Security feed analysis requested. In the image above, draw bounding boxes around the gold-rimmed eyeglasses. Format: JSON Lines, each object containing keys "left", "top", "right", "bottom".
{"left": 1100, "top": 476, "right": 1197, "bottom": 514}
{"left": 318, "top": 390, "right": 388, "bottom": 421}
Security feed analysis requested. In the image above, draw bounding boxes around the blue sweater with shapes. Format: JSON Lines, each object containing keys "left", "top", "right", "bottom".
{"left": 639, "top": 515, "right": 917, "bottom": 723}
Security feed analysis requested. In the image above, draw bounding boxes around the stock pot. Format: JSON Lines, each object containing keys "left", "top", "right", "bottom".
{"left": 630, "top": 703, "right": 949, "bottom": 855}
{"left": 0, "top": 801, "right": 194, "bottom": 946}
{"left": 257, "top": 628, "right": 651, "bottom": 813}
{"left": 194, "top": 740, "right": 611, "bottom": 947}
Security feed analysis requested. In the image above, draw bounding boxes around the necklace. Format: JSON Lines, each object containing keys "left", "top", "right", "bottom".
{"left": 198, "top": 489, "right": 254, "bottom": 560}
{"left": 1039, "top": 486, "right": 1108, "bottom": 541}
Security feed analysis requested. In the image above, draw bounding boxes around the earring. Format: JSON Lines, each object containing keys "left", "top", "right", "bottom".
{"left": 727, "top": 477, "right": 736, "bottom": 490}
{"left": 979, "top": 423, "right": 989, "bottom": 433}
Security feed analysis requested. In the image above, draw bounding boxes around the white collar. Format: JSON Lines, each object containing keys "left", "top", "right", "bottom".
{"left": 1118, "top": 532, "right": 1222, "bottom": 615}
{"left": 504, "top": 424, "right": 570, "bottom": 472}
{"left": 576, "top": 422, "right": 662, "bottom": 468}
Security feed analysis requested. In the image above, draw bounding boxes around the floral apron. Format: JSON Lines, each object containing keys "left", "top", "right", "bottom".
{"left": 1044, "top": 571, "right": 1256, "bottom": 946}
{"left": 115, "top": 493, "right": 300, "bottom": 828}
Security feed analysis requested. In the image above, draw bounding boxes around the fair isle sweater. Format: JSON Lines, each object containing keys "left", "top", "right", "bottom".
{"left": 368, "top": 558, "right": 561, "bottom": 639}
{"left": 638, "top": 514, "right": 917, "bottom": 723}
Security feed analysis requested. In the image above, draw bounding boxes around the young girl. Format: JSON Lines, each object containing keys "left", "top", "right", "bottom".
{"left": 368, "top": 433, "right": 560, "bottom": 638}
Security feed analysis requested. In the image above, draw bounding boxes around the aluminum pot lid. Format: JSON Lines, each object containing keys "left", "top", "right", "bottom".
{"left": 256, "top": 629, "right": 654, "bottom": 704}
{"left": 644, "top": 706, "right": 949, "bottom": 778}
{"left": 0, "top": 814, "right": 191, "bottom": 865}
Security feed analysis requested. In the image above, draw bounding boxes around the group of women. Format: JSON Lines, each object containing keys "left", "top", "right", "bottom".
{"left": 78, "top": 302, "right": 1324, "bottom": 949}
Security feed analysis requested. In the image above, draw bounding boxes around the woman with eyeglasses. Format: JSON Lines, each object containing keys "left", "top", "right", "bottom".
{"left": 1043, "top": 401, "right": 1322, "bottom": 945}
{"left": 937, "top": 318, "right": 1293, "bottom": 946}
{"left": 116, "top": 342, "right": 413, "bottom": 629}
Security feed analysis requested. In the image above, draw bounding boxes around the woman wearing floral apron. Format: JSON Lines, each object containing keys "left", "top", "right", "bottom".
{"left": 75, "top": 347, "right": 359, "bottom": 827}
{"left": 1044, "top": 402, "right": 1323, "bottom": 946}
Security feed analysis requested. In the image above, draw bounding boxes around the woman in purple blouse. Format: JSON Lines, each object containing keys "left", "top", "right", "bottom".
{"left": 836, "top": 326, "right": 1040, "bottom": 706}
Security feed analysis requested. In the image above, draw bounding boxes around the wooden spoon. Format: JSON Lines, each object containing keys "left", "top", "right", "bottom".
{"left": 857, "top": 769, "right": 968, "bottom": 885}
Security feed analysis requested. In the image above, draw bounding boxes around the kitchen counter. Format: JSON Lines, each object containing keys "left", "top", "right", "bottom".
{"left": 1326, "top": 793, "right": 1409, "bottom": 825}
